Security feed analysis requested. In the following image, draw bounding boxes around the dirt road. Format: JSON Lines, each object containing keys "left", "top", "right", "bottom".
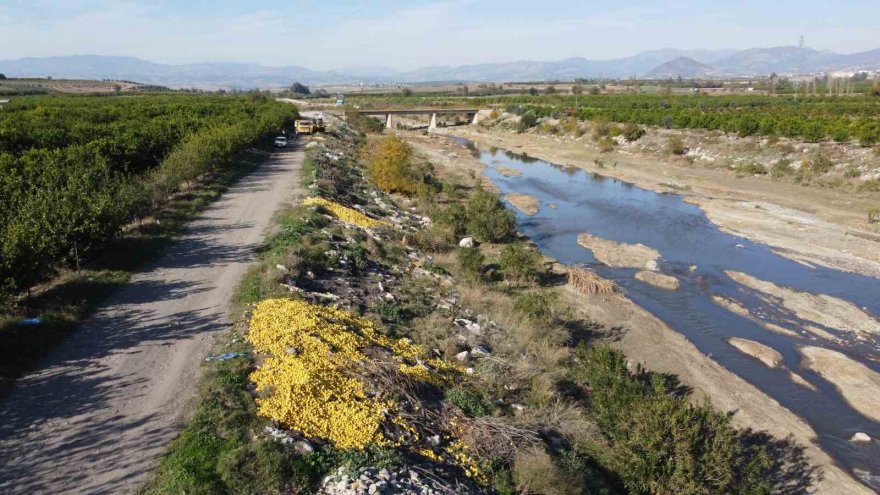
{"left": 0, "top": 145, "right": 305, "bottom": 494}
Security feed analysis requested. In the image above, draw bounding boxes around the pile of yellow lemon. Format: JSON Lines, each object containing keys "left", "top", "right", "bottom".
{"left": 247, "top": 298, "right": 460, "bottom": 450}
{"left": 302, "top": 197, "right": 385, "bottom": 229}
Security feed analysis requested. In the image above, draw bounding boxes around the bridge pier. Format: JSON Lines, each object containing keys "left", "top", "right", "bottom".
{"left": 428, "top": 113, "right": 438, "bottom": 129}
{"left": 385, "top": 114, "right": 393, "bottom": 129}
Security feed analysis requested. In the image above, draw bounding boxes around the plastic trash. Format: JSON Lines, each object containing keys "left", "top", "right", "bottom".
{"left": 204, "top": 352, "right": 249, "bottom": 362}
{"left": 19, "top": 317, "right": 43, "bottom": 326}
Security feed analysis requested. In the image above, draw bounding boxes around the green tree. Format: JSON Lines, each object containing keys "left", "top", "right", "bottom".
{"left": 465, "top": 188, "right": 516, "bottom": 242}
{"left": 290, "top": 82, "right": 310, "bottom": 95}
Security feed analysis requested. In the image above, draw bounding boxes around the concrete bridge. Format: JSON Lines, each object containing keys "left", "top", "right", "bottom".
{"left": 355, "top": 108, "right": 484, "bottom": 129}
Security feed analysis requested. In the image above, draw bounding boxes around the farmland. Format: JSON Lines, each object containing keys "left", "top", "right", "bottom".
{"left": 349, "top": 93, "right": 880, "bottom": 145}
{"left": 0, "top": 94, "right": 294, "bottom": 306}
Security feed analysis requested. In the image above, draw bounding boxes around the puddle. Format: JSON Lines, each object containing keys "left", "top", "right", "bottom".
{"left": 454, "top": 136, "right": 880, "bottom": 488}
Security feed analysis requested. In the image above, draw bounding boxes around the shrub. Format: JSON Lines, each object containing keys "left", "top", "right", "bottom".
{"left": 734, "top": 162, "right": 768, "bottom": 175}
{"left": 499, "top": 242, "right": 542, "bottom": 284}
{"left": 362, "top": 136, "right": 419, "bottom": 194}
{"left": 570, "top": 345, "right": 777, "bottom": 495}
{"left": 666, "top": 136, "right": 687, "bottom": 155}
{"left": 802, "top": 152, "right": 833, "bottom": 175}
{"left": 802, "top": 122, "right": 825, "bottom": 142}
{"left": 769, "top": 159, "right": 792, "bottom": 178}
{"left": 457, "top": 247, "right": 485, "bottom": 282}
{"left": 622, "top": 123, "right": 646, "bottom": 142}
{"left": 465, "top": 189, "right": 517, "bottom": 242}
{"left": 517, "top": 112, "right": 538, "bottom": 132}
{"left": 869, "top": 208, "right": 880, "bottom": 224}
{"left": 596, "top": 136, "right": 614, "bottom": 153}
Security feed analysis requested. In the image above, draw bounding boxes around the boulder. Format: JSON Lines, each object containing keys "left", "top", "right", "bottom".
{"left": 458, "top": 237, "right": 475, "bottom": 248}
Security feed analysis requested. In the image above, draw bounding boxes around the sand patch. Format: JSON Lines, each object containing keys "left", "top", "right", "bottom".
{"left": 788, "top": 371, "right": 818, "bottom": 391}
{"left": 505, "top": 193, "right": 540, "bottom": 215}
{"left": 496, "top": 166, "right": 522, "bottom": 177}
{"left": 577, "top": 233, "right": 660, "bottom": 270}
{"left": 635, "top": 270, "right": 680, "bottom": 290}
{"left": 711, "top": 295, "right": 751, "bottom": 317}
{"left": 800, "top": 346, "right": 880, "bottom": 422}
{"left": 762, "top": 323, "right": 801, "bottom": 338}
{"left": 729, "top": 337, "right": 783, "bottom": 368}
{"left": 726, "top": 271, "right": 880, "bottom": 336}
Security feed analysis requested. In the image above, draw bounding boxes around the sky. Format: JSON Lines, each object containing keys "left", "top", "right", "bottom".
{"left": 1, "top": 0, "right": 878, "bottom": 69}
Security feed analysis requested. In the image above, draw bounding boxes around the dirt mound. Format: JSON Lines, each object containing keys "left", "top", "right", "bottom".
{"left": 577, "top": 233, "right": 660, "bottom": 270}
{"left": 800, "top": 346, "right": 880, "bottom": 422}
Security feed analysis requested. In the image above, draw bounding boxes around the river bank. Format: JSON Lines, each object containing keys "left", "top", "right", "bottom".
{"left": 440, "top": 125, "right": 880, "bottom": 279}
{"left": 396, "top": 128, "right": 878, "bottom": 494}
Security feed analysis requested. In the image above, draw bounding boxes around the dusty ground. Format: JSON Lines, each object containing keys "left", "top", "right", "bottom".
{"left": 0, "top": 144, "right": 305, "bottom": 494}
{"left": 801, "top": 347, "right": 880, "bottom": 423}
{"left": 444, "top": 125, "right": 880, "bottom": 278}
{"left": 398, "top": 128, "right": 876, "bottom": 495}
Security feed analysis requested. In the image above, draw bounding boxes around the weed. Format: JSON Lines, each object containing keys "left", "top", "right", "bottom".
{"left": 513, "top": 292, "right": 559, "bottom": 324}
{"left": 596, "top": 136, "right": 614, "bottom": 153}
{"left": 769, "top": 159, "right": 792, "bottom": 178}
{"left": 666, "top": 136, "right": 687, "bottom": 156}
{"left": 457, "top": 247, "right": 486, "bottom": 282}
{"left": 734, "top": 162, "right": 768, "bottom": 175}
{"left": 622, "top": 123, "right": 645, "bottom": 142}
{"left": 445, "top": 386, "right": 491, "bottom": 417}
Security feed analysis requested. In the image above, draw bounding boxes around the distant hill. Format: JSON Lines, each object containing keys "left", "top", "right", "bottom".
{"left": 1, "top": 46, "right": 878, "bottom": 89}
{"left": 643, "top": 57, "right": 721, "bottom": 79}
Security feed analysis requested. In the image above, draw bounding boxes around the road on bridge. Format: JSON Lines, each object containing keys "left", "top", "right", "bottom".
{"left": 0, "top": 134, "right": 306, "bottom": 494}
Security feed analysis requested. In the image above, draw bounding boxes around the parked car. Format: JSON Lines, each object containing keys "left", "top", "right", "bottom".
{"left": 273, "top": 136, "right": 288, "bottom": 147}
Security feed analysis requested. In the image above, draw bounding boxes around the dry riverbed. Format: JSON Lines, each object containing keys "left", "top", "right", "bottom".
{"left": 397, "top": 128, "right": 878, "bottom": 494}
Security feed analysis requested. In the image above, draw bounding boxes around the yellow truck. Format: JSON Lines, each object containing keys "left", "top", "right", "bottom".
{"left": 295, "top": 117, "right": 325, "bottom": 134}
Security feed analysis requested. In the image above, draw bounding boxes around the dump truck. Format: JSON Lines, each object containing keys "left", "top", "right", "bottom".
{"left": 295, "top": 117, "right": 325, "bottom": 134}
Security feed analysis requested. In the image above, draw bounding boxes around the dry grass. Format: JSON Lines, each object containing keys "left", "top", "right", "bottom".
{"left": 567, "top": 267, "right": 617, "bottom": 295}
{"left": 513, "top": 447, "right": 582, "bottom": 495}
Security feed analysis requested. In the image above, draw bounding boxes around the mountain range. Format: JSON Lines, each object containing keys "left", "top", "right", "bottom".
{"left": 1, "top": 46, "right": 878, "bottom": 89}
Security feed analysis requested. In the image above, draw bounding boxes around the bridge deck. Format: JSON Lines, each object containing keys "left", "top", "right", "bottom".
{"left": 356, "top": 108, "right": 480, "bottom": 115}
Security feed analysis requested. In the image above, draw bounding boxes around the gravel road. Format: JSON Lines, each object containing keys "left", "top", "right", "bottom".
{"left": 0, "top": 143, "right": 304, "bottom": 494}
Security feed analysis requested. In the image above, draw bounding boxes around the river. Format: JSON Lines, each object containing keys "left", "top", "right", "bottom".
{"left": 453, "top": 136, "right": 880, "bottom": 490}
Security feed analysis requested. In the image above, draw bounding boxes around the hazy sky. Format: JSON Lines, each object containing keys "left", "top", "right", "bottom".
{"left": 1, "top": 0, "right": 878, "bottom": 68}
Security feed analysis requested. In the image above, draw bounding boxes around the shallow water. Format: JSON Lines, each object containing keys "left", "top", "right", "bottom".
{"left": 455, "top": 137, "right": 880, "bottom": 488}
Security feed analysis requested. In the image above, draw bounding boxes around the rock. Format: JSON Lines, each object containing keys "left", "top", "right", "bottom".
{"left": 294, "top": 439, "right": 314, "bottom": 454}
{"left": 275, "top": 264, "right": 288, "bottom": 272}
{"left": 470, "top": 345, "right": 490, "bottom": 357}
{"left": 378, "top": 469, "right": 391, "bottom": 481}
{"left": 465, "top": 322, "right": 481, "bottom": 334}
{"left": 458, "top": 237, "right": 475, "bottom": 248}
{"left": 851, "top": 432, "right": 872, "bottom": 443}
{"left": 428, "top": 434, "right": 440, "bottom": 446}
{"left": 465, "top": 367, "right": 474, "bottom": 375}
{"left": 455, "top": 351, "right": 469, "bottom": 361}
{"left": 409, "top": 470, "right": 419, "bottom": 481}
{"left": 382, "top": 293, "right": 395, "bottom": 301}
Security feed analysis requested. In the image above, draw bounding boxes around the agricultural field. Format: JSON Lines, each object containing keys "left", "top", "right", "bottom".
{"left": 0, "top": 94, "right": 296, "bottom": 387}
{"left": 347, "top": 93, "right": 880, "bottom": 146}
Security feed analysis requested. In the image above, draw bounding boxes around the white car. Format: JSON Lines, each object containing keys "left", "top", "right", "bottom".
{"left": 273, "top": 136, "right": 288, "bottom": 147}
